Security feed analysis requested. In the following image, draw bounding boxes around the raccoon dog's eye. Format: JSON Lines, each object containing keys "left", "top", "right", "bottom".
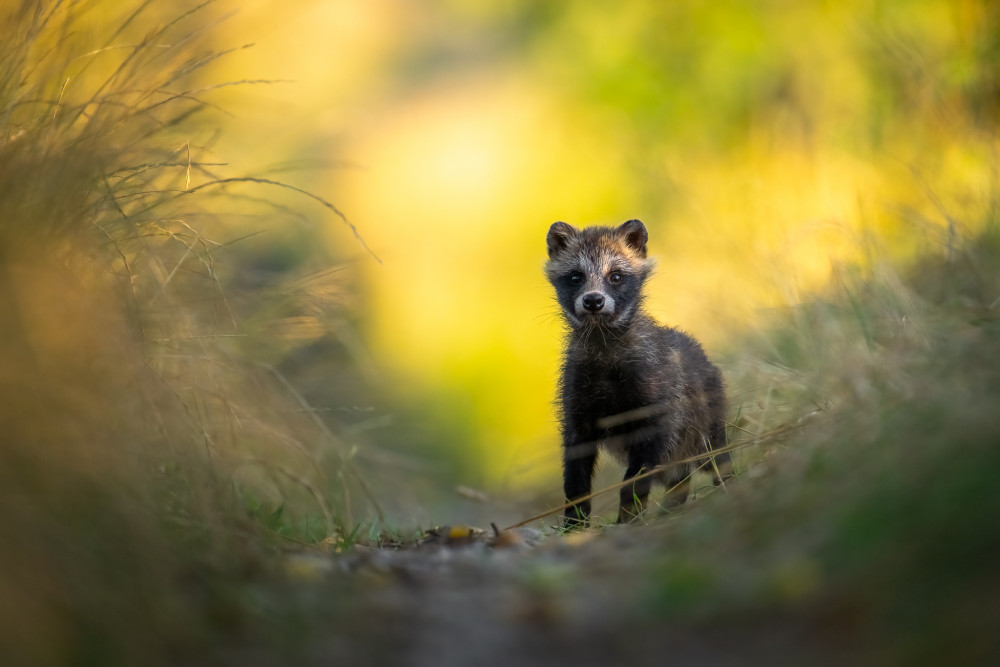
{"left": 568, "top": 272, "right": 583, "bottom": 285}
{"left": 609, "top": 272, "right": 623, "bottom": 284}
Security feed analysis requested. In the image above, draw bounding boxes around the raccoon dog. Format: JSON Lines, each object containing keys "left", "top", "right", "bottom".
{"left": 545, "top": 219, "right": 730, "bottom": 526}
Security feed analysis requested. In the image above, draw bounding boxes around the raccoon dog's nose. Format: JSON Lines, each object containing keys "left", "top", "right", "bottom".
{"left": 582, "top": 292, "right": 605, "bottom": 312}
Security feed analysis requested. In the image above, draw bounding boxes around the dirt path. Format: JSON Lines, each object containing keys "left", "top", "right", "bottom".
{"left": 227, "top": 524, "right": 850, "bottom": 667}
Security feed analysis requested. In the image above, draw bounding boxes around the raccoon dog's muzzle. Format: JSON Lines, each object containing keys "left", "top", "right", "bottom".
{"left": 574, "top": 286, "right": 615, "bottom": 319}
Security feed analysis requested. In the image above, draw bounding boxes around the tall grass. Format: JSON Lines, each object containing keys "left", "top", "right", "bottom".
{"left": 638, "top": 217, "right": 1000, "bottom": 662}
{"left": 0, "top": 2, "right": 379, "bottom": 663}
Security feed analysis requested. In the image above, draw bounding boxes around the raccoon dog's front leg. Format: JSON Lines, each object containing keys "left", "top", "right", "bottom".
{"left": 563, "top": 438, "right": 597, "bottom": 528}
{"left": 617, "top": 441, "right": 660, "bottom": 523}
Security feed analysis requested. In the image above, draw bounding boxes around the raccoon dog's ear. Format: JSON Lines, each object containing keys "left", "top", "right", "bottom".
{"left": 547, "top": 221, "right": 578, "bottom": 257}
{"left": 619, "top": 219, "right": 648, "bottom": 257}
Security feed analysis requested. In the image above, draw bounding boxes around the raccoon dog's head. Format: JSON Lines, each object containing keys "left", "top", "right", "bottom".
{"left": 545, "top": 219, "right": 654, "bottom": 328}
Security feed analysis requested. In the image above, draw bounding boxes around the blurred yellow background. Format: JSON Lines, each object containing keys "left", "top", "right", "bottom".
{"left": 196, "top": 0, "right": 995, "bottom": 488}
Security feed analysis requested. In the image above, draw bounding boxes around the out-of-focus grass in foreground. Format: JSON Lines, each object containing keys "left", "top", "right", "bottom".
{"left": 0, "top": 2, "right": 385, "bottom": 663}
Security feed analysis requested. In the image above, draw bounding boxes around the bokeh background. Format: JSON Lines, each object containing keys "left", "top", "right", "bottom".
{"left": 214, "top": 0, "right": 997, "bottom": 492}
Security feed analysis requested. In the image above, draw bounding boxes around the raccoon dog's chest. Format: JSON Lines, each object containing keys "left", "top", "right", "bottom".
{"left": 563, "top": 351, "right": 665, "bottom": 460}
